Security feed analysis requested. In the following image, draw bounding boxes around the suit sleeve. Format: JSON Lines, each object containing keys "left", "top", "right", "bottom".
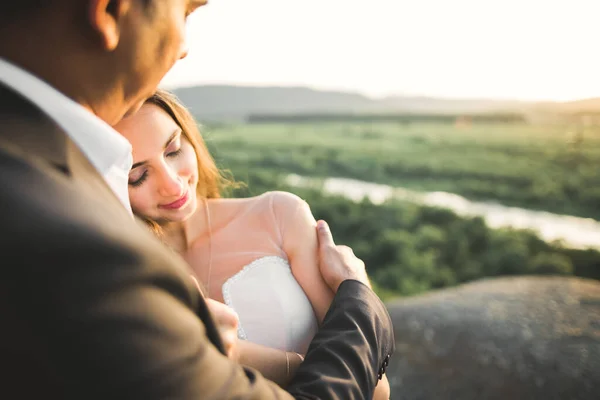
{"left": 288, "top": 280, "right": 395, "bottom": 399}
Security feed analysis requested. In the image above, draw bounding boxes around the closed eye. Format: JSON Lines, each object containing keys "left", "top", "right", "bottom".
{"left": 128, "top": 169, "right": 148, "bottom": 187}
{"left": 166, "top": 148, "right": 182, "bottom": 158}
{"left": 129, "top": 171, "right": 148, "bottom": 188}
{"left": 165, "top": 133, "right": 182, "bottom": 158}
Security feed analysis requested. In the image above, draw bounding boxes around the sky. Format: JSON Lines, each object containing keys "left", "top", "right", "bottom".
{"left": 160, "top": 0, "right": 600, "bottom": 101}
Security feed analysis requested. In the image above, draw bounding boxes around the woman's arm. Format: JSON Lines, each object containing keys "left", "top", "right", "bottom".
{"left": 274, "top": 191, "right": 391, "bottom": 398}
{"left": 274, "top": 192, "right": 334, "bottom": 324}
{"left": 237, "top": 340, "right": 304, "bottom": 388}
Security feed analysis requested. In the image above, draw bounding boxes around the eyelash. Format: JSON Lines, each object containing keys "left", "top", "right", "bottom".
{"left": 167, "top": 148, "right": 182, "bottom": 158}
{"left": 128, "top": 148, "right": 183, "bottom": 188}
{"left": 129, "top": 172, "right": 147, "bottom": 188}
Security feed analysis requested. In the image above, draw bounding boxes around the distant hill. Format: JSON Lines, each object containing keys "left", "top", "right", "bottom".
{"left": 532, "top": 97, "right": 600, "bottom": 115}
{"left": 168, "top": 84, "right": 600, "bottom": 122}
{"left": 171, "top": 85, "right": 378, "bottom": 120}
{"left": 378, "top": 95, "right": 531, "bottom": 114}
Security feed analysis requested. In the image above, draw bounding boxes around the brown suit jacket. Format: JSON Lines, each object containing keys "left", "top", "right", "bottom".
{"left": 0, "top": 83, "right": 394, "bottom": 399}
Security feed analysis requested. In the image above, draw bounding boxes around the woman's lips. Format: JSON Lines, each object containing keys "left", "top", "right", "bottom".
{"left": 160, "top": 190, "right": 189, "bottom": 210}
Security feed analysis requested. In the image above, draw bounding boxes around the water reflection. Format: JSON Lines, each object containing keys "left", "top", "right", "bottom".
{"left": 285, "top": 174, "right": 600, "bottom": 250}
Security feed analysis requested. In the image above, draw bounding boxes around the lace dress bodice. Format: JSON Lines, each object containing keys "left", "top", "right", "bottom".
{"left": 185, "top": 193, "right": 319, "bottom": 354}
{"left": 222, "top": 255, "right": 318, "bottom": 354}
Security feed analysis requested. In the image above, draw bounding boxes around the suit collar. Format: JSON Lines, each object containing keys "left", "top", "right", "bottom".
{"left": 0, "top": 57, "right": 132, "bottom": 176}
{"left": 0, "top": 83, "right": 69, "bottom": 169}
{"left": 0, "top": 83, "right": 129, "bottom": 216}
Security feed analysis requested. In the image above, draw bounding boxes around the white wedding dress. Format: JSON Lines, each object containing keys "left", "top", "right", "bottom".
{"left": 222, "top": 255, "right": 318, "bottom": 354}
{"left": 186, "top": 193, "right": 321, "bottom": 354}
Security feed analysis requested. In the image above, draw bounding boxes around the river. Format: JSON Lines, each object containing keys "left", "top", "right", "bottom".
{"left": 285, "top": 174, "right": 600, "bottom": 250}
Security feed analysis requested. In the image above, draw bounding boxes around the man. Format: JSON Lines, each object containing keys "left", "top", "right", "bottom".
{"left": 0, "top": 1, "right": 394, "bottom": 398}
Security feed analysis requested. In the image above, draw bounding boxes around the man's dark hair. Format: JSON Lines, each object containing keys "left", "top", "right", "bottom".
{"left": 0, "top": 0, "right": 52, "bottom": 20}
{"left": 0, "top": 0, "right": 154, "bottom": 23}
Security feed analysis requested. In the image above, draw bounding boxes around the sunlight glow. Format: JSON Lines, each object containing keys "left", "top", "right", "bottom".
{"left": 161, "top": 0, "right": 600, "bottom": 101}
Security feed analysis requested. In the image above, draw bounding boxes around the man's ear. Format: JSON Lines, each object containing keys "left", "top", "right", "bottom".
{"left": 88, "top": 0, "right": 131, "bottom": 51}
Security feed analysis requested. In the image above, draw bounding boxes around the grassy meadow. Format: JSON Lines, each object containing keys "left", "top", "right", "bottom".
{"left": 199, "top": 120, "right": 600, "bottom": 299}
{"left": 205, "top": 121, "right": 600, "bottom": 219}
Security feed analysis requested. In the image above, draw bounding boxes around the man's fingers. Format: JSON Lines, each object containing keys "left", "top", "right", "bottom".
{"left": 316, "top": 220, "right": 335, "bottom": 249}
{"left": 338, "top": 245, "right": 354, "bottom": 255}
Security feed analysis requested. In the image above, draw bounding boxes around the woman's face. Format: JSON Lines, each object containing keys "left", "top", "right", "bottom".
{"left": 115, "top": 104, "right": 199, "bottom": 223}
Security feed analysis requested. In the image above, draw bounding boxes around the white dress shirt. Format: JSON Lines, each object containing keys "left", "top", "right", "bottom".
{"left": 0, "top": 57, "right": 133, "bottom": 214}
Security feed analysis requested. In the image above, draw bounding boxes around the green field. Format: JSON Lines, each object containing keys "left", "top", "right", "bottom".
{"left": 205, "top": 121, "right": 600, "bottom": 220}
{"left": 198, "top": 120, "right": 600, "bottom": 299}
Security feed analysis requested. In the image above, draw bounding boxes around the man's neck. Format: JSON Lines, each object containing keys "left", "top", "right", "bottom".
{"left": 0, "top": 23, "right": 117, "bottom": 125}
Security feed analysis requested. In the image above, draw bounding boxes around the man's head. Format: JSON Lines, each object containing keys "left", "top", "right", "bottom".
{"left": 0, "top": 0, "right": 207, "bottom": 125}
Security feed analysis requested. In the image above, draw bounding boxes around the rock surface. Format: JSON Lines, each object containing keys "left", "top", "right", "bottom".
{"left": 386, "top": 276, "right": 600, "bottom": 400}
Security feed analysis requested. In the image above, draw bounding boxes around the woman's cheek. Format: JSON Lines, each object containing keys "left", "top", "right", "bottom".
{"left": 129, "top": 190, "right": 151, "bottom": 216}
{"left": 180, "top": 151, "right": 198, "bottom": 177}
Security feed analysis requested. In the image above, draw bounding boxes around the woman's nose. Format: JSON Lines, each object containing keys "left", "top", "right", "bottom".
{"left": 158, "top": 166, "right": 183, "bottom": 197}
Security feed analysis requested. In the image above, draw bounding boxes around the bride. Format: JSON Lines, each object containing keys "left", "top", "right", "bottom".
{"left": 114, "top": 89, "right": 390, "bottom": 398}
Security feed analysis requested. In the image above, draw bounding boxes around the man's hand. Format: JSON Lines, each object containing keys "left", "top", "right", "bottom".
{"left": 316, "top": 220, "right": 371, "bottom": 293}
{"left": 205, "top": 298, "right": 240, "bottom": 361}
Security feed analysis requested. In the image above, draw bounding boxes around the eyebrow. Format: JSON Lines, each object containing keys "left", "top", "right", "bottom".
{"left": 131, "top": 128, "right": 181, "bottom": 169}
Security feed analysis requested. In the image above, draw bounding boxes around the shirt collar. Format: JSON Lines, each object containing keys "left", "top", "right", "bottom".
{"left": 0, "top": 57, "right": 132, "bottom": 175}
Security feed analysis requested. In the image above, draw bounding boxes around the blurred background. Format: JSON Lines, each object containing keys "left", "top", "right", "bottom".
{"left": 161, "top": 1, "right": 600, "bottom": 397}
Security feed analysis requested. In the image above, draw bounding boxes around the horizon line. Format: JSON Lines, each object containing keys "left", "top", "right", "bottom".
{"left": 159, "top": 81, "right": 598, "bottom": 104}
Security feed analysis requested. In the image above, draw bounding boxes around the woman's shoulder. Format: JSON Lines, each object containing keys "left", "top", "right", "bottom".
{"left": 262, "top": 190, "right": 306, "bottom": 205}
{"left": 213, "top": 191, "right": 305, "bottom": 208}
{"left": 263, "top": 191, "right": 317, "bottom": 235}
{"left": 207, "top": 191, "right": 307, "bottom": 217}
{"left": 260, "top": 191, "right": 311, "bottom": 218}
